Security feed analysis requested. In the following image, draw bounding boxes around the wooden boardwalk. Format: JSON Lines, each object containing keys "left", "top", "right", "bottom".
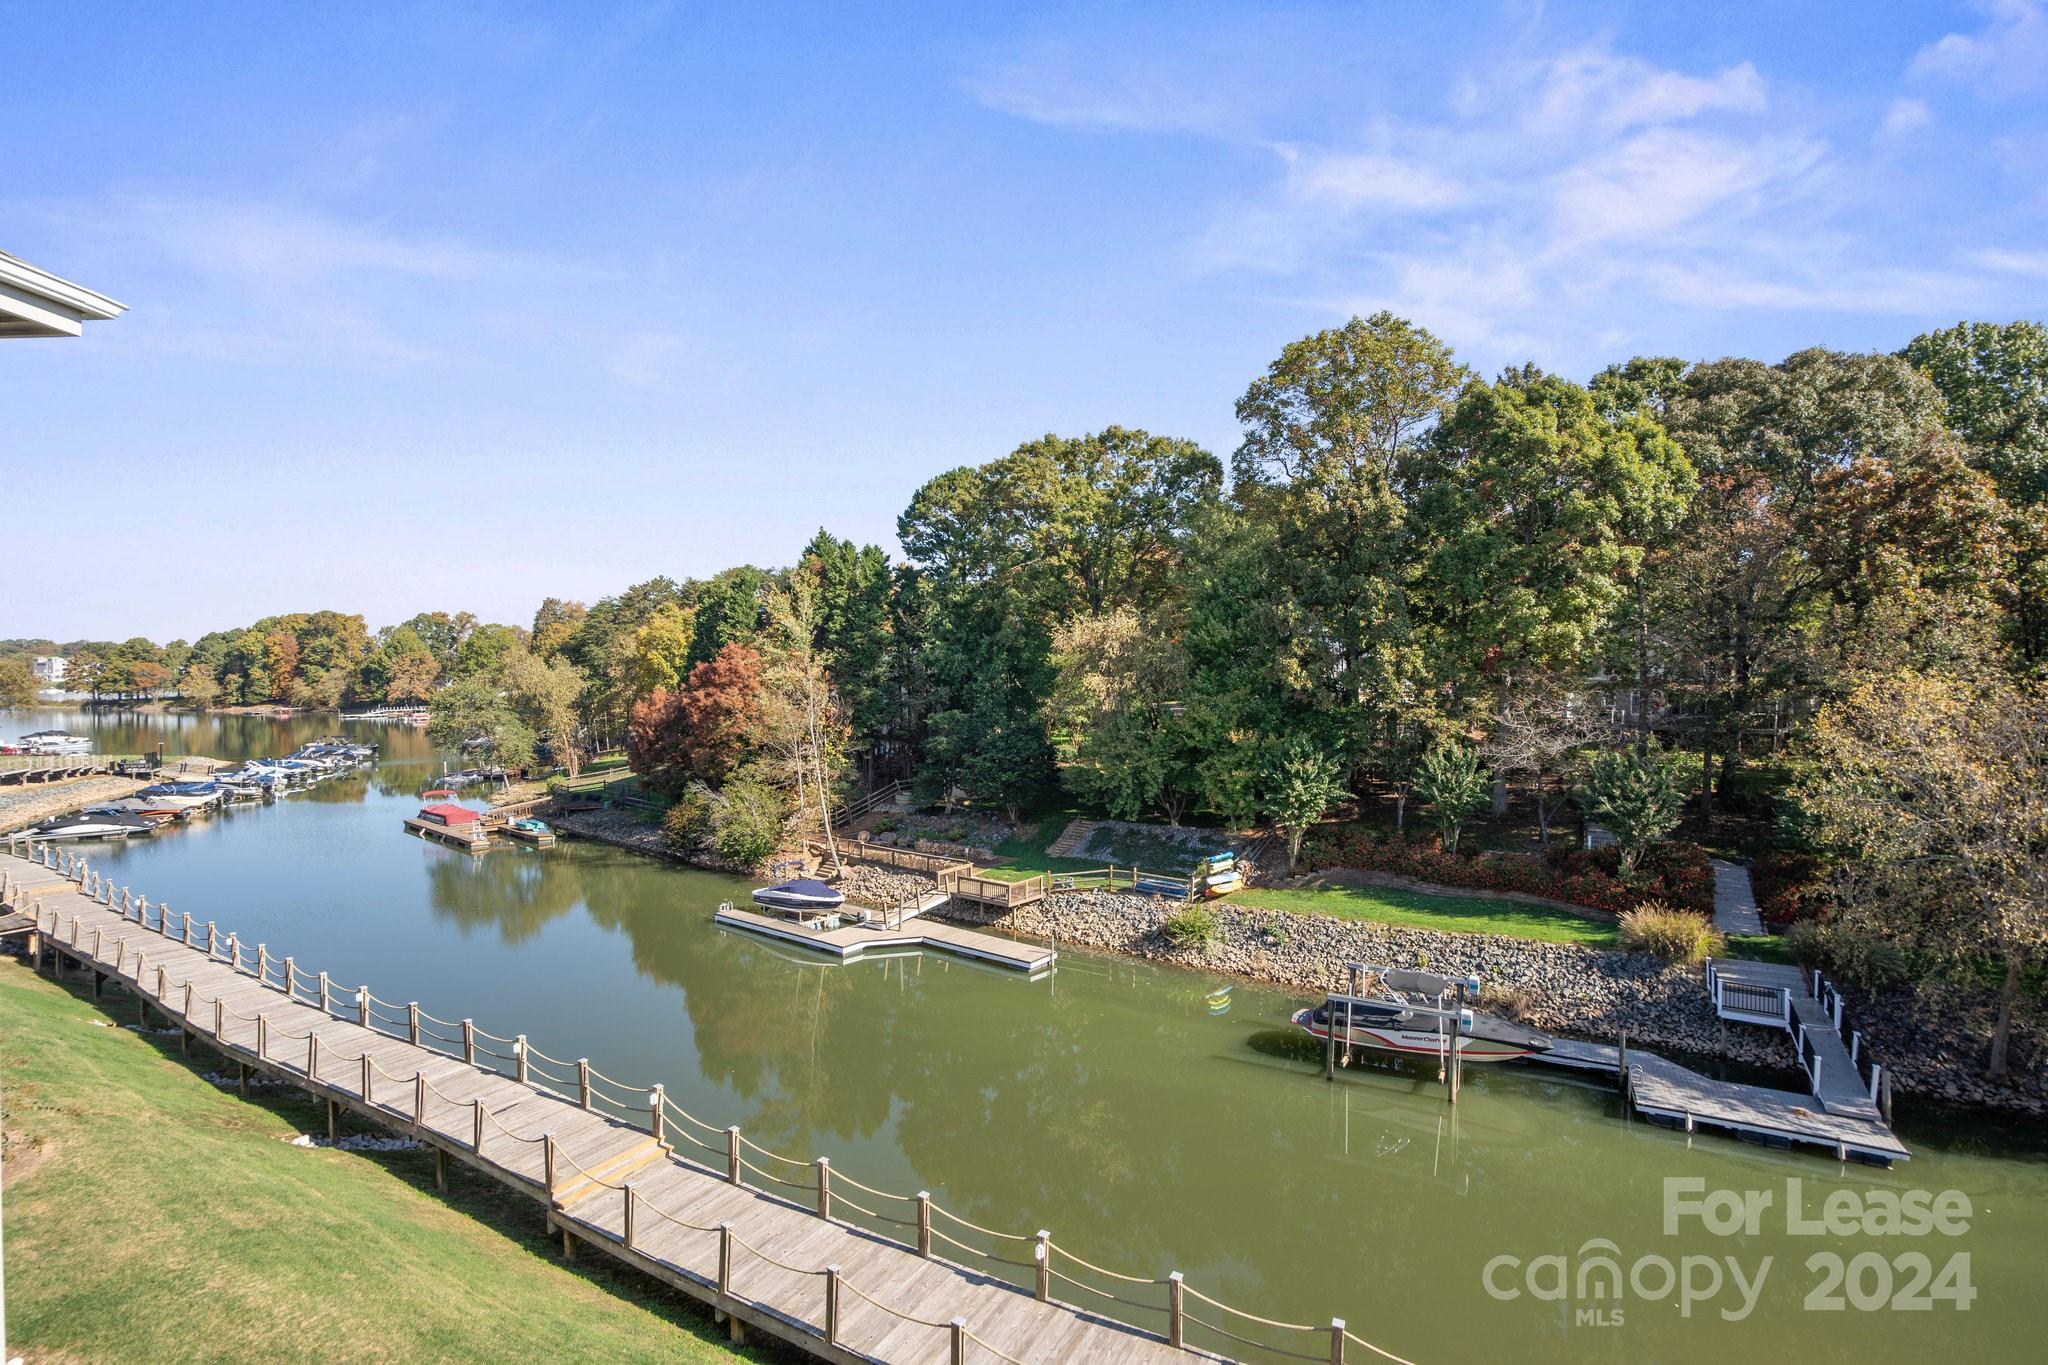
{"left": 2, "top": 843, "right": 1396, "bottom": 1365}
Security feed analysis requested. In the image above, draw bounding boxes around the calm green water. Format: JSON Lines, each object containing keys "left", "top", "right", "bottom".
{"left": 14, "top": 709, "right": 2048, "bottom": 1362}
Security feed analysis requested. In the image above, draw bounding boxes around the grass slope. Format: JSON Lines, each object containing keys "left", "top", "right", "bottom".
{"left": 1218, "top": 883, "right": 1624, "bottom": 947}
{"left": 0, "top": 959, "right": 773, "bottom": 1364}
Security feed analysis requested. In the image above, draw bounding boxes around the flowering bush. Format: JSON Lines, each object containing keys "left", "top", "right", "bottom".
{"left": 1300, "top": 824, "right": 1714, "bottom": 917}
{"left": 1752, "top": 849, "right": 1826, "bottom": 926}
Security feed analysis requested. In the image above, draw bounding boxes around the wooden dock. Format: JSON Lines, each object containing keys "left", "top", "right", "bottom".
{"left": 713, "top": 900, "right": 1055, "bottom": 975}
{"left": 3, "top": 841, "right": 1402, "bottom": 1365}
{"left": 402, "top": 815, "right": 490, "bottom": 852}
{"left": 0, "top": 753, "right": 114, "bottom": 785}
{"left": 490, "top": 817, "right": 557, "bottom": 848}
{"left": 1525, "top": 958, "right": 1911, "bottom": 1166}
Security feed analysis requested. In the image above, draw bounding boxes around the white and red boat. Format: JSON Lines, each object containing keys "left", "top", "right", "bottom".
{"left": 1292, "top": 969, "right": 1552, "bottom": 1063}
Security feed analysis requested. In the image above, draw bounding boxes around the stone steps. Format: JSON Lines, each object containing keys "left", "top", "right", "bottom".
{"left": 1044, "top": 819, "right": 1101, "bottom": 859}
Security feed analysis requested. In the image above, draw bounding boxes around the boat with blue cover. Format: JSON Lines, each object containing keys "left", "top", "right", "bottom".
{"left": 750, "top": 878, "right": 847, "bottom": 914}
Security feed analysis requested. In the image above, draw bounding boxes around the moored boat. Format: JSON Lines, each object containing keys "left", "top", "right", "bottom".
{"left": 750, "top": 879, "right": 847, "bottom": 914}
{"left": 1292, "top": 968, "right": 1552, "bottom": 1063}
{"left": 29, "top": 810, "right": 157, "bottom": 840}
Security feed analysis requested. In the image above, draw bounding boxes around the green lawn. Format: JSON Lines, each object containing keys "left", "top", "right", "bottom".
{"left": 1218, "top": 882, "right": 1624, "bottom": 947}
{"left": 0, "top": 960, "right": 771, "bottom": 1364}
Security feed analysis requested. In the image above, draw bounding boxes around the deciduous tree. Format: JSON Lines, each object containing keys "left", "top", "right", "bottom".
{"left": 1799, "top": 671, "right": 2047, "bottom": 1080}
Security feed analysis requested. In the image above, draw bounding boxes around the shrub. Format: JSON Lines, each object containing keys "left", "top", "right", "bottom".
{"left": 1753, "top": 850, "right": 1825, "bottom": 926}
{"left": 1579, "top": 750, "right": 1689, "bottom": 876}
{"left": 709, "top": 778, "right": 787, "bottom": 867}
{"left": 1298, "top": 822, "right": 1713, "bottom": 916}
{"left": 1413, "top": 742, "right": 1489, "bottom": 853}
{"left": 1618, "top": 902, "right": 1724, "bottom": 965}
{"left": 1161, "top": 905, "right": 1221, "bottom": 953}
{"left": 663, "top": 784, "right": 716, "bottom": 853}
{"left": 1783, "top": 920, "right": 1826, "bottom": 969}
{"left": 873, "top": 815, "right": 899, "bottom": 834}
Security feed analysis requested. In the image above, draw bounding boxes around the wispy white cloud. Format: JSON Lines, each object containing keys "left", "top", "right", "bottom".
{"left": 1910, "top": 0, "right": 2048, "bottom": 95}
{"left": 1968, "top": 246, "right": 2048, "bottom": 277}
{"left": 962, "top": 56, "right": 1225, "bottom": 135}
{"left": 36, "top": 193, "right": 623, "bottom": 370}
{"left": 1881, "top": 97, "right": 1934, "bottom": 138}
{"left": 1520, "top": 49, "right": 1767, "bottom": 138}
{"left": 975, "top": 26, "right": 2023, "bottom": 369}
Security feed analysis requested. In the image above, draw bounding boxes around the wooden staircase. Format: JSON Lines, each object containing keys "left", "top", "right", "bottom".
{"left": 551, "top": 1135, "right": 673, "bottom": 1208}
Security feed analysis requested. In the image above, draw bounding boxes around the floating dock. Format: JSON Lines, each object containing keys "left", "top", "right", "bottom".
{"left": 713, "top": 898, "right": 1055, "bottom": 975}
{"left": 402, "top": 815, "right": 490, "bottom": 852}
{"left": 493, "top": 820, "right": 557, "bottom": 848}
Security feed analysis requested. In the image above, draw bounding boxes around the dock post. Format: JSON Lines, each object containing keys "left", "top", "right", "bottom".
{"left": 717, "top": 1222, "right": 735, "bottom": 1318}
{"left": 515, "top": 1036, "right": 529, "bottom": 1085}
{"left": 1034, "top": 1231, "right": 1050, "bottom": 1301}
{"left": 815, "top": 1157, "right": 831, "bottom": 1219}
{"left": 238, "top": 1062, "right": 249, "bottom": 1099}
{"left": 462, "top": 1019, "right": 476, "bottom": 1066}
{"left": 256, "top": 1014, "right": 267, "bottom": 1059}
{"left": 183, "top": 981, "right": 193, "bottom": 1017}
{"left": 623, "top": 1184, "right": 636, "bottom": 1248}
{"left": 356, "top": 988, "right": 369, "bottom": 1028}
{"left": 318, "top": 972, "right": 330, "bottom": 1014}
{"left": 407, "top": 1003, "right": 420, "bottom": 1046}
{"left": 92, "top": 968, "right": 103, "bottom": 999}
{"left": 543, "top": 1133, "right": 557, "bottom": 1199}
{"left": 727, "top": 1127, "right": 742, "bottom": 1184}
{"left": 949, "top": 1318, "right": 966, "bottom": 1365}
{"left": 214, "top": 999, "right": 224, "bottom": 1037}
{"left": 309, "top": 1033, "right": 320, "bottom": 1082}
{"left": 435, "top": 1145, "right": 448, "bottom": 1193}
{"left": 1330, "top": 1318, "right": 1346, "bottom": 1364}
{"left": 824, "top": 1265, "right": 840, "bottom": 1346}
{"left": 1168, "top": 1272, "right": 1185, "bottom": 1349}
{"left": 258, "top": 945, "right": 268, "bottom": 980}
{"left": 283, "top": 958, "right": 296, "bottom": 999}
{"left": 182, "top": 912, "right": 193, "bottom": 946}
{"left": 205, "top": 921, "right": 216, "bottom": 956}
{"left": 1324, "top": 995, "right": 1336, "bottom": 1081}
{"left": 226, "top": 932, "right": 237, "bottom": 970}
{"left": 578, "top": 1058, "right": 592, "bottom": 1110}
{"left": 916, "top": 1192, "right": 932, "bottom": 1257}
{"left": 360, "top": 1053, "right": 373, "bottom": 1105}
{"left": 649, "top": 1085, "right": 665, "bottom": 1144}
{"left": 1617, "top": 1031, "right": 1628, "bottom": 1094}
{"left": 414, "top": 1072, "right": 427, "bottom": 1126}
{"left": 472, "top": 1099, "right": 485, "bottom": 1153}
{"left": 328, "top": 1100, "right": 338, "bottom": 1144}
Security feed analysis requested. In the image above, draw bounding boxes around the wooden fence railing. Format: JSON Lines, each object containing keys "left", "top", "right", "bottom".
{"left": 2, "top": 835, "right": 1417, "bottom": 1365}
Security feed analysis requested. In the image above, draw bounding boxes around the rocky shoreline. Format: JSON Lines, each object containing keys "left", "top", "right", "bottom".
{"left": 827, "top": 862, "right": 2043, "bottom": 1117}
{"left": 547, "top": 815, "right": 2043, "bottom": 1120}
{"left": 0, "top": 776, "right": 147, "bottom": 836}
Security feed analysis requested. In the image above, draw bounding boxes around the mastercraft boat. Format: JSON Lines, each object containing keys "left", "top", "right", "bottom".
{"left": 18, "top": 730, "right": 93, "bottom": 755}
{"left": 750, "top": 879, "right": 847, "bottom": 914}
{"left": 1292, "top": 968, "right": 1552, "bottom": 1062}
{"left": 29, "top": 810, "right": 157, "bottom": 841}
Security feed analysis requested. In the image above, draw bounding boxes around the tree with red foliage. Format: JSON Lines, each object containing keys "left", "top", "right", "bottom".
{"left": 627, "top": 643, "right": 764, "bottom": 794}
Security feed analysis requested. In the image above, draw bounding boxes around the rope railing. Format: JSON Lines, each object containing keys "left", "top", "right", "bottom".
{"left": 10, "top": 845, "right": 1421, "bottom": 1365}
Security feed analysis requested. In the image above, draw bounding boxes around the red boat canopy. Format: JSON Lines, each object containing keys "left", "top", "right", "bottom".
{"left": 419, "top": 803, "right": 480, "bottom": 825}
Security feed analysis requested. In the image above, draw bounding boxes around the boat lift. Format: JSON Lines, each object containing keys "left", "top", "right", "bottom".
{"left": 1322, "top": 962, "right": 1480, "bottom": 1104}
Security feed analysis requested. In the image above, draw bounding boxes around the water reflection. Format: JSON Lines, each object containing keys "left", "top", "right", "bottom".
{"left": 28, "top": 709, "right": 2046, "bottom": 1364}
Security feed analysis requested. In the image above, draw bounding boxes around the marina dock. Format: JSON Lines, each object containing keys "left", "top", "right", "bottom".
{"left": 4, "top": 841, "right": 1422, "bottom": 1365}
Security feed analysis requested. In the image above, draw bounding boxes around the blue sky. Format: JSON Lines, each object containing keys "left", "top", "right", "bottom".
{"left": 6, "top": 0, "right": 2047, "bottom": 642}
